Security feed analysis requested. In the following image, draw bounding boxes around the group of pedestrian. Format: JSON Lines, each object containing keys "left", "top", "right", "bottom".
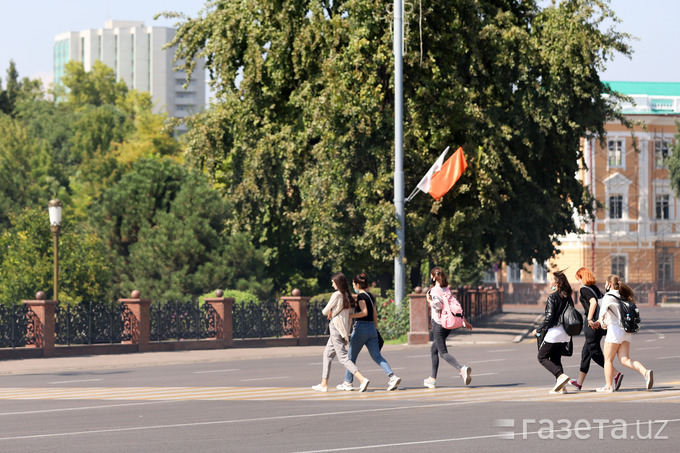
{"left": 312, "top": 268, "right": 474, "bottom": 392}
{"left": 312, "top": 266, "right": 653, "bottom": 395}
{"left": 531, "top": 267, "right": 654, "bottom": 394}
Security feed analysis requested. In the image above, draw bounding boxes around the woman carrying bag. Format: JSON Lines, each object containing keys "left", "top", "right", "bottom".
{"left": 312, "top": 272, "right": 370, "bottom": 392}
{"left": 337, "top": 273, "right": 401, "bottom": 391}
{"left": 530, "top": 270, "right": 573, "bottom": 394}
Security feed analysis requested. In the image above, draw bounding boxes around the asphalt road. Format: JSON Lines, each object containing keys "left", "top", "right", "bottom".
{"left": 0, "top": 305, "right": 678, "bottom": 452}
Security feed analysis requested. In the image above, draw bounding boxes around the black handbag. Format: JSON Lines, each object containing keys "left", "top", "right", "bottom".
{"left": 377, "top": 331, "right": 385, "bottom": 350}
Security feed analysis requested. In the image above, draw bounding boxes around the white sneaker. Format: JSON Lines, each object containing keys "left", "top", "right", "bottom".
{"left": 596, "top": 385, "right": 613, "bottom": 393}
{"left": 549, "top": 388, "right": 567, "bottom": 394}
{"left": 552, "top": 374, "right": 569, "bottom": 393}
{"left": 359, "top": 379, "right": 370, "bottom": 393}
{"left": 645, "top": 370, "right": 654, "bottom": 390}
{"left": 311, "top": 384, "right": 328, "bottom": 392}
{"left": 423, "top": 377, "right": 436, "bottom": 388}
{"left": 460, "top": 366, "right": 472, "bottom": 385}
{"left": 387, "top": 375, "right": 401, "bottom": 391}
{"left": 336, "top": 381, "right": 354, "bottom": 391}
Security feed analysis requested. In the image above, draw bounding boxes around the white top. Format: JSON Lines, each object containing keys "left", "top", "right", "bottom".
{"left": 598, "top": 289, "right": 623, "bottom": 330}
{"left": 322, "top": 291, "right": 351, "bottom": 341}
{"left": 544, "top": 324, "right": 570, "bottom": 343}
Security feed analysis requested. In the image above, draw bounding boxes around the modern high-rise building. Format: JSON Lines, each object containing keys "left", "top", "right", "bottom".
{"left": 54, "top": 20, "right": 205, "bottom": 127}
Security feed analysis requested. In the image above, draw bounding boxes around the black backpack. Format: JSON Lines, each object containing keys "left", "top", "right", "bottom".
{"left": 560, "top": 297, "right": 583, "bottom": 336}
{"left": 611, "top": 295, "right": 641, "bottom": 333}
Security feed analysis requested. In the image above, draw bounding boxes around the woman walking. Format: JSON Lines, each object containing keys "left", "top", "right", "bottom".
{"left": 569, "top": 267, "right": 623, "bottom": 391}
{"left": 423, "top": 267, "right": 473, "bottom": 389}
{"left": 530, "top": 270, "right": 573, "bottom": 394}
{"left": 312, "top": 272, "right": 370, "bottom": 392}
{"left": 337, "top": 273, "right": 401, "bottom": 391}
{"left": 595, "top": 276, "right": 653, "bottom": 392}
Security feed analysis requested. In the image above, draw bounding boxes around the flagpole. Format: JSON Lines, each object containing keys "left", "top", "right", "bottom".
{"left": 393, "top": 0, "right": 405, "bottom": 307}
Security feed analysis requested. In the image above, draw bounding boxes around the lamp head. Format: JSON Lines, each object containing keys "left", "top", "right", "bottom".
{"left": 48, "top": 198, "right": 62, "bottom": 227}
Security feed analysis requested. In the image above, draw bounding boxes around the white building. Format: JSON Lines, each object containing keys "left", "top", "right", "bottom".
{"left": 54, "top": 20, "right": 205, "bottom": 128}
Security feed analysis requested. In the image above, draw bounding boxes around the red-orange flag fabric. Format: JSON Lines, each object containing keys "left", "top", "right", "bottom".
{"left": 428, "top": 147, "right": 467, "bottom": 201}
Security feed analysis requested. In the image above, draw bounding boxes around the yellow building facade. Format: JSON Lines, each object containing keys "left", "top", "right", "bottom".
{"left": 553, "top": 82, "right": 680, "bottom": 305}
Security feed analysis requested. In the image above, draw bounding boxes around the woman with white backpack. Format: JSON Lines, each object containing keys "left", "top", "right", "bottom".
{"left": 594, "top": 276, "right": 653, "bottom": 392}
{"left": 423, "top": 267, "right": 473, "bottom": 389}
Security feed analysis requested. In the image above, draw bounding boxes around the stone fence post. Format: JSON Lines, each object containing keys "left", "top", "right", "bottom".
{"left": 119, "top": 290, "right": 151, "bottom": 352}
{"left": 281, "top": 289, "right": 309, "bottom": 346}
{"left": 22, "top": 291, "right": 57, "bottom": 357}
{"left": 204, "top": 290, "right": 234, "bottom": 347}
{"left": 408, "top": 288, "right": 429, "bottom": 345}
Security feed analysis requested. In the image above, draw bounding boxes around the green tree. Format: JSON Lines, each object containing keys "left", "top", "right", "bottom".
{"left": 156, "top": 0, "right": 633, "bottom": 288}
{"left": 0, "top": 208, "right": 113, "bottom": 305}
{"left": 95, "top": 158, "right": 272, "bottom": 300}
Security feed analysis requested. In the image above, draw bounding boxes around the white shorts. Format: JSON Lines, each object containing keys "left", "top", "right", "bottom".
{"left": 604, "top": 323, "right": 632, "bottom": 344}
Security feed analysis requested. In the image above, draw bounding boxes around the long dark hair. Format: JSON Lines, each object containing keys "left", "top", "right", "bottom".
{"left": 619, "top": 282, "right": 635, "bottom": 302}
{"left": 431, "top": 267, "right": 448, "bottom": 287}
{"left": 553, "top": 270, "right": 572, "bottom": 300}
{"left": 332, "top": 272, "right": 352, "bottom": 309}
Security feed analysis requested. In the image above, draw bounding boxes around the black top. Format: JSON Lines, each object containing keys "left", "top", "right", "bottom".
{"left": 536, "top": 292, "right": 570, "bottom": 334}
{"left": 356, "top": 292, "right": 376, "bottom": 322}
{"left": 579, "top": 285, "right": 603, "bottom": 320}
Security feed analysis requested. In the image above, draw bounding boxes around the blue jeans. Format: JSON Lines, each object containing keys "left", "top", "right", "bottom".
{"left": 345, "top": 321, "right": 394, "bottom": 383}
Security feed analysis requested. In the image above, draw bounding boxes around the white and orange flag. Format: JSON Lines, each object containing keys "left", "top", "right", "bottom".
{"left": 408, "top": 146, "right": 468, "bottom": 202}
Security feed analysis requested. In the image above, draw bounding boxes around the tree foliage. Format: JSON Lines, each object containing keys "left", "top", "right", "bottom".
{"left": 164, "top": 0, "right": 631, "bottom": 288}
{"left": 95, "top": 158, "right": 272, "bottom": 300}
{"left": 0, "top": 208, "right": 113, "bottom": 305}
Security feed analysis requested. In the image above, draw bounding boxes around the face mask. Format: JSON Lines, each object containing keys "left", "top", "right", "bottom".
{"left": 551, "top": 285, "right": 557, "bottom": 291}
{"left": 354, "top": 288, "right": 359, "bottom": 294}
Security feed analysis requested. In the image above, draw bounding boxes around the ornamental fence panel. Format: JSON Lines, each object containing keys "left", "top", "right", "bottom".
{"left": 232, "top": 299, "right": 295, "bottom": 339}
{"left": 0, "top": 304, "right": 32, "bottom": 348}
{"left": 55, "top": 301, "right": 129, "bottom": 346}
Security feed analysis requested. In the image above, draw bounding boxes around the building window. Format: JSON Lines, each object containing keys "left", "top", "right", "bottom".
{"left": 656, "top": 194, "right": 670, "bottom": 220}
{"left": 611, "top": 255, "right": 626, "bottom": 281}
{"left": 508, "top": 263, "right": 522, "bottom": 283}
{"left": 532, "top": 259, "right": 548, "bottom": 283}
{"left": 609, "top": 195, "right": 623, "bottom": 219}
{"left": 658, "top": 254, "right": 674, "bottom": 284}
{"left": 655, "top": 140, "right": 671, "bottom": 168}
{"left": 608, "top": 139, "right": 624, "bottom": 168}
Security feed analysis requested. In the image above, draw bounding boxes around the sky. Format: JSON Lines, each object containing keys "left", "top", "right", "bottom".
{"left": 0, "top": 0, "right": 679, "bottom": 88}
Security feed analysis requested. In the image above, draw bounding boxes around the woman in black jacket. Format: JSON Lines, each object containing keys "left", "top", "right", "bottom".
{"left": 530, "top": 270, "right": 573, "bottom": 394}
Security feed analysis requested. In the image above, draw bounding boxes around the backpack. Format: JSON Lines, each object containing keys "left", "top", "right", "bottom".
{"left": 439, "top": 291, "right": 466, "bottom": 330}
{"left": 560, "top": 297, "right": 583, "bottom": 336}
{"left": 611, "top": 295, "right": 641, "bottom": 333}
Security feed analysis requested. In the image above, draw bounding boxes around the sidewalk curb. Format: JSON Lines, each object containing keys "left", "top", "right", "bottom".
{"left": 512, "top": 314, "right": 543, "bottom": 343}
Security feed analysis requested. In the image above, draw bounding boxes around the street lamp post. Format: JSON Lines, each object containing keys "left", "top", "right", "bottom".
{"left": 48, "top": 198, "right": 62, "bottom": 302}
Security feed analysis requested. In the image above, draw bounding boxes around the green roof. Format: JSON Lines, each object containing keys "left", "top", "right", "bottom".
{"left": 604, "top": 81, "right": 680, "bottom": 97}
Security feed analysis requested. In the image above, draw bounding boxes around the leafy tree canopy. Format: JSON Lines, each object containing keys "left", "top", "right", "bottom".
{"left": 163, "top": 0, "right": 631, "bottom": 289}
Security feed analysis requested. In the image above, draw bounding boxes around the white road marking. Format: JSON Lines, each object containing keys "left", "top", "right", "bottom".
{"left": 468, "top": 359, "right": 506, "bottom": 364}
{"left": 240, "top": 376, "right": 290, "bottom": 382}
{"left": 193, "top": 369, "right": 239, "bottom": 374}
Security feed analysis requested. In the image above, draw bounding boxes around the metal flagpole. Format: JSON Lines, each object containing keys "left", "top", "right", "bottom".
{"left": 394, "top": 0, "right": 405, "bottom": 307}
